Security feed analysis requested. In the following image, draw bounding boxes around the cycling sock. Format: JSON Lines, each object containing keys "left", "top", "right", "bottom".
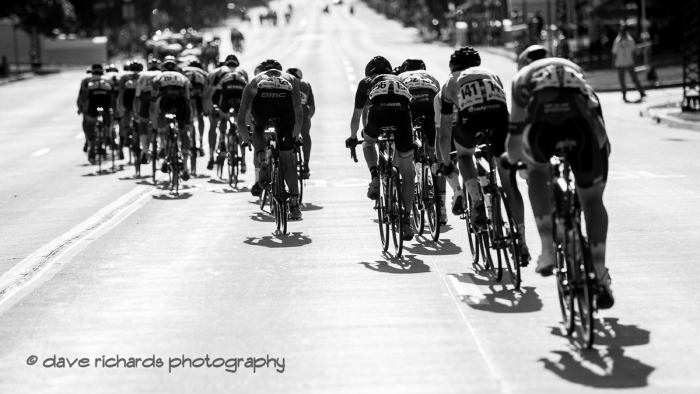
{"left": 535, "top": 215, "right": 555, "bottom": 255}
{"left": 465, "top": 179, "right": 481, "bottom": 202}
{"left": 370, "top": 166, "right": 378, "bottom": 179}
{"left": 517, "top": 224, "right": 527, "bottom": 244}
{"left": 591, "top": 243, "right": 607, "bottom": 277}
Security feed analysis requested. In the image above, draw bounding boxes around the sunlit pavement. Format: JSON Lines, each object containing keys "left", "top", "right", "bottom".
{"left": 0, "top": 1, "right": 698, "bottom": 393}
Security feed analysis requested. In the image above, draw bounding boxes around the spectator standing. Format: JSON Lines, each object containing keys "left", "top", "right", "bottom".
{"left": 612, "top": 24, "right": 646, "bottom": 102}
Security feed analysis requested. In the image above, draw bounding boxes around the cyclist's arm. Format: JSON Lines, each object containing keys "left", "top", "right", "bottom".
{"left": 433, "top": 94, "right": 443, "bottom": 162}
{"left": 116, "top": 79, "right": 126, "bottom": 116}
{"left": 351, "top": 81, "right": 369, "bottom": 138}
{"left": 236, "top": 83, "right": 253, "bottom": 145}
{"left": 77, "top": 82, "right": 86, "bottom": 114}
{"left": 185, "top": 81, "right": 195, "bottom": 123}
{"left": 307, "top": 85, "right": 316, "bottom": 118}
{"left": 507, "top": 80, "right": 526, "bottom": 163}
{"left": 202, "top": 74, "right": 215, "bottom": 112}
{"left": 133, "top": 81, "right": 141, "bottom": 114}
{"left": 291, "top": 78, "right": 303, "bottom": 139}
{"left": 438, "top": 82, "right": 455, "bottom": 165}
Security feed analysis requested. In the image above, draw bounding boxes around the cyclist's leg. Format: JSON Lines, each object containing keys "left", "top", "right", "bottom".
{"left": 137, "top": 116, "right": 150, "bottom": 159}
{"left": 301, "top": 117, "right": 311, "bottom": 170}
{"left": 208, "top": 114, "right": 217, "bottom": 160}
{"left": 83, "top": 115, "right": 97, "bottom": 159}
{"left": 362, "top": 110, "right": 382, "bottom": 199}
{"left": 277, "top": 120, "right": 299, "bottom": 195}
{"left": 393, "top": 111, "right": 415, "bottom": 212}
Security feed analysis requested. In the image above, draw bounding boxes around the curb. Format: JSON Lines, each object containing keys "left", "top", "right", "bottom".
{"left": 646, "top": 105, "right": 700, "bottom": 132}
{"left": 0, "top": 72, "right": 36, "bottom": 86}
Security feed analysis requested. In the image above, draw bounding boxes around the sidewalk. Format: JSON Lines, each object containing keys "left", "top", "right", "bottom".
{"left": 0, "top": 72, "right": 35, "bottom": 86}
{"left": 646, "top": 104, "right": 700, "bottom": 132}
{"left": 477, "top": 45, "right": 683, "bottom": 93}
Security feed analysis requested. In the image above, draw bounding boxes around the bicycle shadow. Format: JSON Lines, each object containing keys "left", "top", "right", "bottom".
{"left": 359, "top": 254, "right": 431, "bottom": 274}
{"left": 404, "top": 237, "right": 462, "bottom": 256}
{"left": 151, "top": 192, "right": 192, "bottom": 200}
{"left": 250, "top": 212, "right": 275, "bottom": 223}
{"left": 81, "top": 165, "right": 126, "bottom": 177}
{"left": 118, "top": 174, "right": 149, "bottom": 181}
{"left": 540, "top": 318, "right": 654, "bottom": 388}
{"left": 301, "top": 203, "right": 323, "bottom": 211}
{"left": 243, "top": 232, "right": 311, "bottom": 248}
{"left": 449, "top": 271, "right": 543, "bottom": 313}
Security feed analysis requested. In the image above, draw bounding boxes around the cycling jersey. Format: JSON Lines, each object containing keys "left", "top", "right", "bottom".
{"left": 118, "top": 72, "right": 140, "bottom": 111}
{"left": 399, "top": 70, "right": 440, "bottom": 147}
{"left": 355, "top": 74, "right": 413, "bottom": 153}
{"left": 298, "top": 80, "right": 315, "bottom": 119}
{"left": 182, "top": 66, "right": 207, "bottom": 116}
{"left": 79, "top": 75, "right": 115, "bottom": 118}
{"left": 440, "top": 66, "right": 509, "bottom": 155}
{"left": 153, "top": 71, "right": 192, "bottom": 127}
{"left": 205, "top": 65, "right": 234, "bottom": 110}
{"left": 510, "top": 58, "right": 609, "bottom": 187}
{"left": 219, "top": 69, "right": 248, "bottom": 114}
{"left": 134, "top": 71, "right": 160, "bottom": 119}
{"left": 249, "top": 70, "right": 300, "bottom": 151}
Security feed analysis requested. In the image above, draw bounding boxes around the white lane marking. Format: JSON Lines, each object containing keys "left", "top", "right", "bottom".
{"left": 334, "top": 178, "right": 367, "bottom": 187}
{"left": 30, "top": 148, "right": 50, "bottom": 157}
{"left": 448, "top": 274, "right": 489, "bottom": 305}
{"left": 635, "top": 170, "right": 686, "bottom": 178}
{"left": 75, "top": 133, "right": 84, "bottom": 139}
{"left": 0, "top": 185, "right": 154, "bottom": 308}
{"left": 303, "top": 179, "right": 327, "bottom": 188}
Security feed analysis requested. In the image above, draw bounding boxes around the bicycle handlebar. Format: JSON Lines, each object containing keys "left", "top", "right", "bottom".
{"left": 347, "top": 139, "right": 364, "bottom": 163}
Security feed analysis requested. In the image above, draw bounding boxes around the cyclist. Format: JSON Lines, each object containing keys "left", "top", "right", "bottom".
{"left": 203, "top": 54, "right": 240, "bottom": 170}
{"left": 133, "top": 58, "right": 162, "bottom": 164}
{"left": 506, "top": 45, "right": 613, "bottom": 308}
{"left": 237, "top": 59, "right": 303, "bottom": 220}
{"left": 230, "top": 27, "right": 245, "bottom": 52}
{"left": 286, "top": 67, "right": 315, "bottom": 179}
{"left": 396, "top": 58, "right": 447, "bottom": 222}
{"left": 117, "top": 60, "right": 142, "bottom": 161}
{"left": 346, "top": 56, "right": 415, "bottom": 241}
{"left": 433, "top": 90, "right": 461, "bottom": 224}
{"left": 218, "top": 68, "right": 249, "bottom": 173}
{"left": 77, "top": 63, "right": 115, "bottom": 164}
{"left": 181, "top": 59, "right": 208, "bottom": 157}
{"left": 152, "top": 56, "right": 194, "bottom": 181}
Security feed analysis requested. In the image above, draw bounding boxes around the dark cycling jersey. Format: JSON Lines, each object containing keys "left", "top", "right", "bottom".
{"left": 298, "top": 80, "right": 315, "bottom": 119}
{"left": 219, "top": 69, "right": 248, "bottom": 114}
{"left": 249, "top": 70, "right": 298, "bottom": 151}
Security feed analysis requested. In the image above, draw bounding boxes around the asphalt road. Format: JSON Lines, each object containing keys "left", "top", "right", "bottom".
{"left": 1, "top": 1, "right": 699, "bottom": 393}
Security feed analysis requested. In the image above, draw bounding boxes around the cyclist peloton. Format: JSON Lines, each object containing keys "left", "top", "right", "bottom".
{"left": 438, "top": 47, "right": 530, "bottom": 262}
{"left": 346, "top": 56, "right": 416, "bottom": 241}
{"left": 506, "top": 45, "right": 613, "bottom": 308}
{"left": 77, "top": 63, "right": 115, "bottom": 164}
{"left": 238, "top": 59, "right": 304, "bottom": 220}
{"left": 203, "top": 54, "right": 240, "bottom": 170}
{"left": 286, "top": 67, "right": 316, "bottom": 179}
{"left": 181, "top": 59, "right": 208, "bottom": 157}
{"left": 218, "top": 67, "right": 250, "bottom": 172}
{"left": 152, "top": 56, "right": 195, "bottom": 181}
{"left": 396, "top": 58, "right": 447, "bottom": 223}
{"left": 133, "top": 58, "right": 162, "bottom": 163}
{"left": 117, "top": 60, "right": 143, "bottom": 161}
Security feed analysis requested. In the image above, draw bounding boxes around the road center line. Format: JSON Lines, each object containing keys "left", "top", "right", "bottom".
{"left": 30, "top": 148, "right": 50, "bottom": 157}
{"left": 0, "top": 185, "right": 154, "bottom": 310}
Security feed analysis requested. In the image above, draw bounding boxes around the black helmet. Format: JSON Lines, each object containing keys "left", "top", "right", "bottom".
{"left": 131, "top": 60, "right": 144, "bottom": 72}
{"left": 258, "top": 59, "right": 282, "bottom": 72}
{"left": 400, "top": 58, "right": 426, "bottom": 73}
{"left": 90, "top": 63, "right": 104, "bottom": 75}
{"left": 224, "top": 54, "right": 240, "bottom": 67}
{"left": 86, "top": 66, "right": 92, "bottom": 74}
{"left": 517, "top": 45, "right": 552, "bottom": 70}
{"left": 162, "top": 56, "right": 178, "bottom": 71}
{"left": 147, "top": 58, "right": 161, "bottom": 71}
{"left": 105, "top": 63, "right": 118, "bottom": 73}
{"left": 188, "top": 59, "right": 203, "bottom": 69}
{"left": 365, "top": 56, "right": 392, "bottom": 76}
{"left": 390, "top": 66, "right": 402, "bottom": 76}
{"left": 286, "top": 67, "right": 302, "bottom": 80}
{"left": 449, "top": 47, "right": 481, "bottom": 72}
{"left": 123, "top": 61, "right": 132, "bottom": 72}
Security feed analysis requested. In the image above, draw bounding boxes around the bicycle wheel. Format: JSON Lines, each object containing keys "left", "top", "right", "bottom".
{"left": 260, "top": 187, "right": 268, "bottom": 210}
{"left": 296, "top": 149, "right": 304, "bottom": 205}
{"left": 465, "top": 195, "right": 482, "bottom": 266}
{"left": 425, "top": 167, "right": 440, "bottom": 241}
{"left": 377, "top": 178, "right": 389, "bottom": 252}
{"left": 151, "top": 133, "right": 158, "bottom": 185}
{"left": 272, "top": 162, "right": 281, "bottom": 230}
{"left": 411, "top": 166, "right": 424, "bottom": 236}
{"left": 494, "top": 187, "right": 521, "bottom": 289}
{"left": 573, "top": 220, "right": 595, "bottom": 348}
{"left": 170, "top": 145, "right": 180, "bottom": 194}
{"left": 389, "top": 168, "right": 404, "bottom": 258}
{"left": 95, "top": 126, "right": 103, "bottom": 173}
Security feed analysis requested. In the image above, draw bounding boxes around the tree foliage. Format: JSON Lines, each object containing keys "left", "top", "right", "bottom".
{"left": 0, "top": 0, "right": 76, "bottom": 35}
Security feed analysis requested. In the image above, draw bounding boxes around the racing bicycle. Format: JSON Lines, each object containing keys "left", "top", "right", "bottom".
{"left": 410, "top": 116, "right": 441, "bottom": 241}
{"left": 163, "top": 110, "right": 184, "bottom": 194}
{"left": 259, "top": 118, "right": 291, "bottom": 234}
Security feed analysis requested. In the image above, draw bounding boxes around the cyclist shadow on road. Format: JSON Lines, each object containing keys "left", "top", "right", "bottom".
{"left": 81, "top": 164, "right": 127, "bottom": 177}
{"left": 359, "top": 254, "right": 431, "bottom": 274}
{"left": 450, "top": 271, "right": 543, "bottom": 313}
{"left": 300, "top": 203, "right": 323, "bottom": 212}
{"left": 250, "top": 212, "right": 275, "bottom": 222}
{"left": 540, "top": 318, "right": 654, "bottom": 388}
{"left": 404, "top": 237, "right": 462, "bottom": 256}
{"left": 243, "top": 232, "right": 312, "bottom": 248}
{"left": 151, "top": 192, "right": 192, "bottom": 200}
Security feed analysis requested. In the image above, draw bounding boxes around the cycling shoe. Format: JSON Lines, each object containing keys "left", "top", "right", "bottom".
{"left": 367, "top": 177, "right": 380, "bottom": 200}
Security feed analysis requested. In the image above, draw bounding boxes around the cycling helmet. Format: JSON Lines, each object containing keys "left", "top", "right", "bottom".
{"left": 517, "top": 45, "right": 552, "bottom": 70}
{"left": 105, "top": 63, "right": 118, "bottom": 73}
{"left": 364, "top": 56, "right": 392, "bottom": 76}
{"left": 258, "top": 59, "right": 282, "bottom": 71}
{"left": 391, "top": 66, "right": 402, "bottom": 76}
{"left": 161, "top": 56, "right": 178, "bottom": 71}
{"left": 224, "top": 54, "right": 240, "bottom": 67}
{"left": 400, "top": 58, "right": 426, "bottom": 73}
{"left": 86, "top": 66, "right": 92, "bottom": 74}
{"left": 131, "top": 60, "right": 144, "bottom": 72}
{"left": 449, "top": 47, "right": 481, "bottom": 72}
{"left": 123, "top": 61, "right": 132, "bottom": 72}
{"left": 188, "top": 59, "right": 203, "bottom": 69}
{"left": 147, "top": 58, "right": 161, "bottom": 71}
{"left": 286, "top": 67, "right": 303, "bottom": 80}
{"left": 90, "top": 63, "right": 104, "bottom": 75}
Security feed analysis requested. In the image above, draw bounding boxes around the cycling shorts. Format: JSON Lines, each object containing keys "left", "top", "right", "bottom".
{"left": 251, "top": 90, "right": 296, "bottom": 151}
{"left": 123, "top": 89, "right": 136, "bottom": 111}
{"left": 220, "top": 91, "right": 242, "bottom": 115}
{"left": 524, "top": 116, "right": 609, "bottom": 188}
{"left": 159, "top": 96, "right": 191, "bottom": 128}
{"left": 86, "top": 92, "right": 112, "bottom": 118}
{"left": 193, "top": 96, "right": 203, "bottom": 117}
{"left": 363, "top": 107, "right": 413, "bottom": 153}
{"left": 211, "top": 90, "right": 222, "bottom": 113}
{"left": 410, "top": 102, "right": 436, "bottom": 148}
{"left": 455, "top": 101, "right": 509, "bottom": 157}
{"left": 138, "top": 93, "right": 152, "bottom": 119}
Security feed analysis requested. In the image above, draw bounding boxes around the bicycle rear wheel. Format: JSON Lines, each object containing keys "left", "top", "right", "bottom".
{"left": 169, "top": 145, "right": 180, "bottom": 194}
{"left": 377, "top": 181, "right": 389, "bottom": 252}
{"left": 296, "top": 149, "right": 304, "bottom": 205}
{"left": 495, "top": 187, "right": 521, "bottom": 289}
{"left": 573, "top": 221, "right": 595, "bottom": 348}
{"left": 389, "top": 168, "right": 404, "bottom": 258}
{"left": 426, "top": 167, "right": 440, "bottom": 241}
{"left": 151, "top": 133, "right": 158, "bottom": 185}
{"left": 465, "top": 195, "right": 483, "bottom": 266}
{"left": 411, "top": 165, "right": 425, "bottom": 236}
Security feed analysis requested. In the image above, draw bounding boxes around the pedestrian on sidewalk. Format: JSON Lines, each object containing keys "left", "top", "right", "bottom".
{"left": 612, "top": 24, "right": 646, "bottom": 102}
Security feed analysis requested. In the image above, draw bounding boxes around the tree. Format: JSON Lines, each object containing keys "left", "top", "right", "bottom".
{"left": 0, "top": 0, "right": 76, "bottom": 36}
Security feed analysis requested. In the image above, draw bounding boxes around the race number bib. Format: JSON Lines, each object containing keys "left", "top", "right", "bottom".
{"left": 457, "top": 81, "right": 484, "bottom": 110}
{"left": 257, "top": 76, "right": 293, "bottom": 91}
{"left": 369, "top": 80, "right": 411, "bottom": 101}
{"left": 159, "top": 74, "right": 186, "bottom": 87}
{"left": 483, "top": 79, "right": 507, "bottom": 104}
{"left": 403, "top": 75, "right": 439, "bottom": 92}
